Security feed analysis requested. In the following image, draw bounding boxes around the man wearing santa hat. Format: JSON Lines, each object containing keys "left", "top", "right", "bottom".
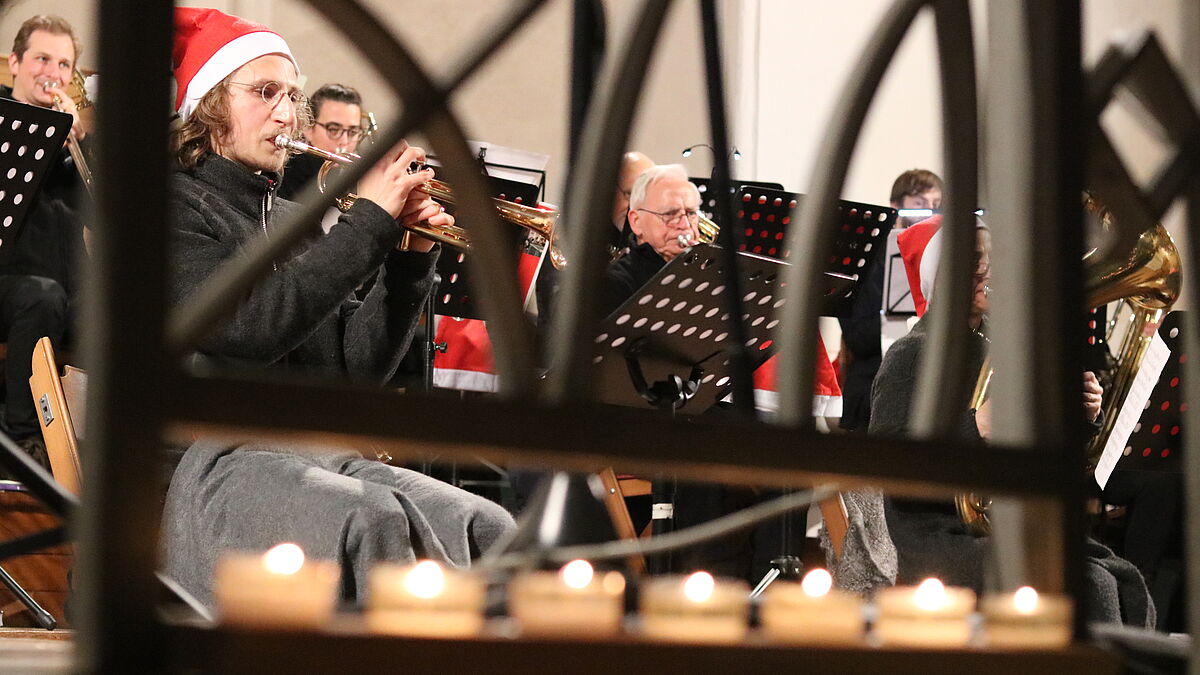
{"left": 160, "top": 7, "right": 515, "bottom": 606}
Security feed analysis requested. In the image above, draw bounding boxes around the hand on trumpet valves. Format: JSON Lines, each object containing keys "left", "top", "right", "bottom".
{"left": 40, "top": 79, "right": 85, "bottom": 140}
{"left": 356, "top": 140, "right": 438, "bottom": 251}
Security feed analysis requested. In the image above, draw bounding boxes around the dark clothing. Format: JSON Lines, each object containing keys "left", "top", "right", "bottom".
{"left": 837, "top": 252, "right": 885, "bottom": 430}
{"left": 535, "top": 221, "right": 637, "bottom": 335}
{"left": 276, "top": 151, "right": 325, "bottom": 202}
{"left": 0, "top": 276, "right": 67, "bottom": 437}
{"left": 869, "top": 316, "right": 1154, "bottom": 626}
{"left": 599, "top": 242, "right": 666, "bottom": 317}
{"left": 162, "top": 152, "right": 515, "bottom": 606}
{"left": 0, "top": 86, "right": 85, "bottom": 293}
{"left": 0, "top": 86, "right": 83, "bottom": 438}
{"left": 168, "top": 153, "right": 431, "bottom": 376}
{"left": 868, "top": 315, "right": 988, "bottom": 589}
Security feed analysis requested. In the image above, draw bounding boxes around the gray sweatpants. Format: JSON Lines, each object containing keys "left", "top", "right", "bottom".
{"left": 161, "top": 440, "right": 516, "bottom": 607}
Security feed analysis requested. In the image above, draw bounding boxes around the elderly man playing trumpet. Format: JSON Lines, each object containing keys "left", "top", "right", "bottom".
{"left": 161, "top": 7, "right": 514, "bottom": 607}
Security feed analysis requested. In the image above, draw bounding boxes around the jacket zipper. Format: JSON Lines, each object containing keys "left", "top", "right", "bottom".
{"left": 263, "top": 179, "right": 277, "bottom": 272}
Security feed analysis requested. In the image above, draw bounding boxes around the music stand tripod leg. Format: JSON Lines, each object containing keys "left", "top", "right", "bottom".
{"left": 0, "top": 564, "right": 56, "bottom": 630}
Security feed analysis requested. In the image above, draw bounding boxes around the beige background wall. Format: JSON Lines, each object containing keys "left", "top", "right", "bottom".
{"left": 0, "top": 0, "right": 1193, "bottom": 234}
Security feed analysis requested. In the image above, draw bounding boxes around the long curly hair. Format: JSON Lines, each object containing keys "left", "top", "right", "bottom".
{"left": 171, "top": 76, "right": 313, "bottom": 170}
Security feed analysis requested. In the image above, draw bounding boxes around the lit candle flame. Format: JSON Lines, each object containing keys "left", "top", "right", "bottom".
{"left": 262, "top": 543, "right": 305, "bottom": 575}
{"left": 403, "top": 560, "right": 446, "bottom": 599}
{"left": 560, "top": 559, "right": 594, "bottom": 589}
{"left": 800, "top": 568, "right": 833, "bottom": 598}
{"left": 683, "top": 571, "right": 715, "bottom": 603}
{"left": 1013, "top": 586, "right": 1039, "bottom": 614}
{"left": 914, "top": 578, "right": 947, "bottom": 611}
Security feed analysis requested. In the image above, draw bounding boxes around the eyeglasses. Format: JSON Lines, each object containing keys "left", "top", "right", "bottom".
{"left": 636, "top": 207, "right": 701, "bottom": 226}
{"left": 313, "top": 121, "right": 365, "bottom": 141}
{"left": 228, "top": 81, "right": 307, "bottom": 109}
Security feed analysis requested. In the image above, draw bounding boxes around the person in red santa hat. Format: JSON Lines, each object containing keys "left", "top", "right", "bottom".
{"left": 160, "top": 7, "right": 515, "bottom": 608}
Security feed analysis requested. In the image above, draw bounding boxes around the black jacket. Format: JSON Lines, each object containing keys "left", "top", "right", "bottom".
{"left": 276, "top": 151, "right": 324, "bottom": 202}
{"left": 170, "top": 152, "right": 437, "bottom": 381}
{"left": 598, "top": 242, "right": 666, "bottom": 317}
{"left": 0, "top": 85, "right": 85, "bottom": 294}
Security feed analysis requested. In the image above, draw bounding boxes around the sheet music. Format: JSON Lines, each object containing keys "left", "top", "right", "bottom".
{"left": 1094, "top": 332, "right": 1170, "bottom": 490}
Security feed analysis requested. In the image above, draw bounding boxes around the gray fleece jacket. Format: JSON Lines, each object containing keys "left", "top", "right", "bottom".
{"left": 170, "top": 152, "right": 438, "bottom": 381}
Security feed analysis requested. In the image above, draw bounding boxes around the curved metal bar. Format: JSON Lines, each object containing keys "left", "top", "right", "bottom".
{"left": 700, "top": 0, "right": 756, "bottom": 418}
{"left": 776, "top": 0, "right": 926, "bottom": 426}
{"left": 170, "top": 0, "right": 549, "bottom": 395}
{"left": 909, "top": 0, "right": 978, "bottom": 437}
{"left": 546, "top": 0, "right": 673, "bottom": 403}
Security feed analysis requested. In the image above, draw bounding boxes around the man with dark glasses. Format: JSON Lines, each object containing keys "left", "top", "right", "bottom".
{"left": 277, "top": 82, "right": 366, "bottom": 200}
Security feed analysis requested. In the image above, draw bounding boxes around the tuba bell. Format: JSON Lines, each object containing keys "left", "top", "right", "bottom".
{"left": 955, "top": 192, "right": 1182, "bottom": 536}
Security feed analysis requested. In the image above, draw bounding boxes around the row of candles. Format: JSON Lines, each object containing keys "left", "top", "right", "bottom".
{"left": 215, "top": 543, "right": 1071, "bottom": 649}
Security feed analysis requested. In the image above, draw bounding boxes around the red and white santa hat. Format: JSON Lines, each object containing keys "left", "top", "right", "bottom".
{"left": 173, "top": 7, "right": 297, "bottom": 121}
{"left": 896, "top": 213, "right": 988, "bottom": 316}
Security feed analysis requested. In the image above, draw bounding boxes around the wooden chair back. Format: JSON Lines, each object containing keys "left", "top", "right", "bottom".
{"left": 29, "top": 337, "right": 85, "bottom": 496}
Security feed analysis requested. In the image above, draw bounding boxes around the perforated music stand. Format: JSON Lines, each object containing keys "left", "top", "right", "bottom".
{"left": 1109, "top": 310, "right": 1184, "bottom": 474}
{"left": 590, "top": 243, "right": 853, "bottom": 414}
{"left": 732, "top": 186, "right": 896, "bottom": 313}
{"left": 689, "top": 177, "right": 784, "bottom": 221}
{"left": 0, "top": 100, "right": 70, "bottom": 265}
{"left": 433, "top": 176, "right": 541, "bottom": 320}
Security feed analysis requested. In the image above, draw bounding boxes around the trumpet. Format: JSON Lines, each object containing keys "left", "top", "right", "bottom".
{"left": 42, "top": 73, "right": 93, "bottom": 196}
{"left": 273, "top": 135, "right": 566, "bottom": 268}
{"left": 676, "top": 214, "right": 720, "bottom": 249}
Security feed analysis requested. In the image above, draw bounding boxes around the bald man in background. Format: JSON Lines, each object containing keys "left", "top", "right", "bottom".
{"left": 611, "top": 151, "right": 654, "bottom": 254}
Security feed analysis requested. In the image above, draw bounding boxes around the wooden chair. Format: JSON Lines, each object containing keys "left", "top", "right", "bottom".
{"left": 29, "top": 337, "right": 85, "bottom": 496}
{"left": 25, "top": 337, "right": 212, "bottom": 621}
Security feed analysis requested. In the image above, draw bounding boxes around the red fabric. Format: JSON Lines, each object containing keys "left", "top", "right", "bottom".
{"left": 172, "top": 7, "right": 289, "bottom": 111}
{"left": 896, "top": 215, "right": 942, "bottom": 317}
{"left": 433, "top": 251, "right": 542, "bottom": 383}
{"left": 752, "top": 336, "right": 842, "bottom": 397}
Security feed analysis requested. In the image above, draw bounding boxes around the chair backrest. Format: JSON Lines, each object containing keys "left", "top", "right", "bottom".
{"left": 818, "top": 494, "right": 850, "bottom": 560}
{"left": 29, "top": 337, "right": 85, "bottom": 496}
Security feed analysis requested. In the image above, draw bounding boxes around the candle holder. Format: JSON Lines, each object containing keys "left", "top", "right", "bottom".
{"left": 213, "top": 543, "right": 339, "bottom": 630}
{"left": 639, "top": 572, "right": 749, "bottom": 644}
{"left": 980, "top": 586, "right": 1072, "bottom": 649}
{"left": 366, "top": 560, "right": 486, "bottom": 638}
{"left": 874, "top": 578, "right": 975, "bottom": 648}
{"left": 508, "top": 560, "right": 626, "bottom": 638}
{"left": 760, "top": 569, "right": 864, "bottom": 645}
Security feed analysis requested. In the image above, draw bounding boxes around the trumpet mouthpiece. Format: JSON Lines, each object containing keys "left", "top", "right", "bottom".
{"left": 274, "top": 134, "right": 299, "bottom": 151}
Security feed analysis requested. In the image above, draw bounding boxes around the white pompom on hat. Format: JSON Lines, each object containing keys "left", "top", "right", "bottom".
{"left": 172, "top": 7, "right": 297, "bottom": 121}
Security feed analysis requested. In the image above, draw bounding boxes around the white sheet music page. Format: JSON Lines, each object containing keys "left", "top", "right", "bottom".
{"left": 1094, "top": 332, "right": 1171, "bottom": 490}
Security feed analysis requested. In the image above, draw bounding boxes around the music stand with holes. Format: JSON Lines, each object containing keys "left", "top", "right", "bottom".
{"left": 590, "top": 244, "right": 853, "bottom": 414}
{"left": 1108, "top": 311, "right": 1184, "bottom": 476}
{"left": 731, "top": 186, "right": 896, "bottom": 313}
{"left": 432, "top": 176, "right": 540, "bottom": 321}
{"left": 0, "top": 99, "right": 71, "bottom": 266}
{"left": 690, "top": 177, "right": 784, "bottom": 221}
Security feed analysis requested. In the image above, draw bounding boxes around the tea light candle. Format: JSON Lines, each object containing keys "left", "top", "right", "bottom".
{"left": 981, "top": 586, "right": 1072, "bottom": 649}
{"left": 214, "top": 543, "right": 339, "bottom": 629}
{"left": 760, "top": 568, "right": 864, "bottom": 645}
{"left": 366, "top": 560, "right": 486, "bottom": 638}
{"left": 875, "top": 578, "right": 976, "bottom": 647}
{"left": 508, "top": 559, "right": 626, "bottom": 638}
{"left": 640, "top": 572, "right": 749, "bottom": 643}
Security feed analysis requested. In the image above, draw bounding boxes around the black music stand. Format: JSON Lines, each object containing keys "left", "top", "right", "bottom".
{"left": 1108, "top": 311, "right": 1184, "bottom": 476}
{"left": 590, "top": 244, "right": 852, "bottom": 414}
{"left": 0, "top": 99, "right": 71, "bottom": 265}
{"left": 432, "top": 176, "right": 540, "bottom": 321}
{"left": 731, "top": 186, "right": 896, "bottom": 313}
{"left": 690, "top": 177, "right": 784, "bottom": 223}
